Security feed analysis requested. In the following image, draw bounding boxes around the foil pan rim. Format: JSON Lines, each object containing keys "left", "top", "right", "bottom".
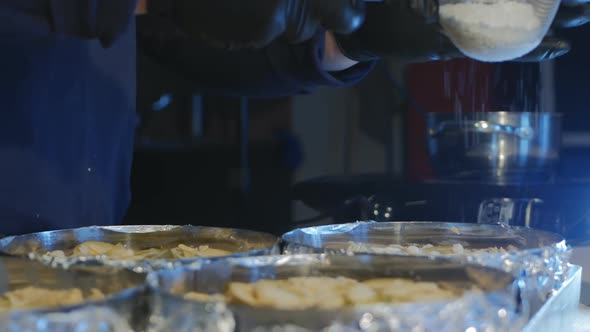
{"left": 0, "top": 225, "right": 280, "bottom": 272}
{"left": 99, "top": 225, "right": 182, "bottom": 233}
{"left": 289, "top": 221, "right": 565, "bottom": 245}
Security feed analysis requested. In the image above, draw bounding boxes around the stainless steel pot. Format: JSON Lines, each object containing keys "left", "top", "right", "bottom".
{"left": 426, "top": 112, "right": 562, "bottom": 181}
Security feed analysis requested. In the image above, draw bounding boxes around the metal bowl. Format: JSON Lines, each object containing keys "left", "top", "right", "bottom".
{"left": 281, "top": 222, "right": 570, "bottom": 315}
{"left": 0, "top": 255, "right": 147, "bottom": 331}
{"left": 150, "top": 254, "right": 524, "bottom": 332}
{"left": 0, "top": 225, "right": 279, "bottom": 271}
{"left": 426, "top": 112, "right": 562, "bottom": 181}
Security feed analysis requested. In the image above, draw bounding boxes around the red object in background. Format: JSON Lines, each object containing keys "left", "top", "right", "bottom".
{"left": 404, "top": 59, "right": 496, "bottom": 181}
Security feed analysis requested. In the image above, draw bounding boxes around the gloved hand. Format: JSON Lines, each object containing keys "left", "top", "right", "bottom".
{"left": 145, "top": 0, "right": 366, "bottom": 49}
{"left": 334, "top": 0, "right": 446, "bottom": 62}
{"left": 334, "top": 0, "right": 578, "bottom": 63}
{"left": 553, "top": 3, "right": 590, "bottom": 28}
{"left": 514, "top": 1, "right": 589, "bottom": 61}
{"left": 513, "top": 37, "right": 571, "bottom": 62}
{"left": 518, "top": 2, "right": 589, "bottom": 60}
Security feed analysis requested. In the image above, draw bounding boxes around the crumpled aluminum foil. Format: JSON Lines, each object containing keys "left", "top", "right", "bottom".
{"left": 149, "top": 254, "right": 528, "bottom": 332}
{"left": 148, "top": 301, "right": 236, "bottom": 332}
{"left": 0, "top": 307, "right": 133, "bottom": 332}
{"left": 149, "top": 297, "right": 524, "bottom": 332}
{"left": 0, "top": 256, "right": 147, "bottom": 332}
{"left": 282, "top": 221, "right": 571, "bottom": 313}
{"left": 0, "top": 225, "right": 280, "bottom": 273}
{"left": 461, "top": 241, "right": 570, "bottom": 314}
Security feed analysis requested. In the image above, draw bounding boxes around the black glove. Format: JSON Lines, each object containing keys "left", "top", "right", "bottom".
{"left": 513, "top": 37, "right": 571, "bottom": 62}
{"left": 335, "top": 0, "right": 580, "bottom": 63}
{"left": 513, "top": 2, "right": 590, "bottom": 61}
{"left": 335, "top": 0, "right": 446, "bottom": 62}
{"left": 553, "top": 3, "right": 590, "bottom": 28}
{"left": 146, "top": 0, "right": 366, "bottom": 49}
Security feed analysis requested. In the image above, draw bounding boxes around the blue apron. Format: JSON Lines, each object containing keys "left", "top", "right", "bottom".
{"left": 0, "top": 21, "right": 136, "bottom": 235}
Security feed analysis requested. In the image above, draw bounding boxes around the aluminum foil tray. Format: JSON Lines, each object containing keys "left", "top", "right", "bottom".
{"left": 282, "top": 222, "right": 571, "bottom": 309}
{"left": 0, "top": 255, "right": 147, "bottom": 332}
{"left": 0, "top": 225, "right": 279, "bottom": 272}
{"left": 524, "top": 264, "right": 582, "bottom": 332}
{"left": 149, "top": 254, "right": 526, "bottom": 332}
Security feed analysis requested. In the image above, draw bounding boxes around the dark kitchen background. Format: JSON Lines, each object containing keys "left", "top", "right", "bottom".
{"left": 126, "top": 24, "right": 590, "bottom": 240}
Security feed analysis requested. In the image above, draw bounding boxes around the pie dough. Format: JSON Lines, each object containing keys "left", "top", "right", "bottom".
{"left": 346, "top": 242, "right": 518, "bottom": 256}
{"left": 184, "top": 276, "right": 462, "bottom": 310}
{"left": 0, "top": 287, "right": 105, "bottom": 312}
{"left": 44, "top": 241, "right": 232, "bottom": 260}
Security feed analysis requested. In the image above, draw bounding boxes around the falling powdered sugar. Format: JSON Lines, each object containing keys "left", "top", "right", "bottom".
{"left": 439, "top": 0, "right": 543, "bottom": 62}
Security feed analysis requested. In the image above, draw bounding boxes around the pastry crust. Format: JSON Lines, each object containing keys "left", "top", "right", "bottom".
{"left": 0, "top": 287, "right": 105, "bottom": 312}
{"left": 184, "top": 276, "right": 462, "bottom": 310}
{"left": 44, "top": 242, "right": 232, "bottom": 260}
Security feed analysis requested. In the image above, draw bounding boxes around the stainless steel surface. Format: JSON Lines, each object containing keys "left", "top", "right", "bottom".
{"left": 151, "top": 254, "right": 524, "bottom": 332}
{"left": 0, "top": 225, "right": 279, "bottom": 271}
{"left": 0, "top": 255, "right": 146, "bottom": 331}
{"left": 426, "top": 112, "right": 562, "bottom": 180}
{"left": 477, "top": 198, "right": 545, "bottom": 227}
{"left": 524, "top": 264, "right": 582, "bottom": 332}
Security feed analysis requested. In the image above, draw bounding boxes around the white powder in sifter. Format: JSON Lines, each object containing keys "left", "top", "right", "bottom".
{"left": 439, "top": 0, "right": 543, "bottom": 62}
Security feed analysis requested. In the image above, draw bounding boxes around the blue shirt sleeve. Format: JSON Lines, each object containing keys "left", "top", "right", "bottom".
{"left": 50, "top": 0, "right": 137, "bottom": 46}
{"left": 0, "top": 0, "right": 136, "bottom": 47}
{"left": 136, "top": 15, "right": 375, "bottom": 98}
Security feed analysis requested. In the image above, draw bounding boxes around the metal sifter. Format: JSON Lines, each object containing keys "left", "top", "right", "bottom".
{"left": 438, "top": 0, "right": 562, "bottom": 62}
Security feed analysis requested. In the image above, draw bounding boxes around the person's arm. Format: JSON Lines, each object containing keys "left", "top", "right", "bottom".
{"left": 136, "top": 14, "right": 373, "bottom": 98}
{"left": 138, "top": 0, "right": 359, "bottom": 72}
{"left": 147, "top": 0, "right": 365, "bottom": 50}
{"left": 0, "top": 0, "right": 137, "bottom": 47}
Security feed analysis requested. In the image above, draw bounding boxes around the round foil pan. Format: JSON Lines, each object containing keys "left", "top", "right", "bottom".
{"left": 0, "top": 225, "right": 279, "bottom": 272}
{"left": 0, "top": 255, "right": 147, "bottom": 332}
{"left": 281, "top": 222, "right": 570, "bottom": 312}
{"left": 149, "top": 254, "right": 526, "bottom": 332}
